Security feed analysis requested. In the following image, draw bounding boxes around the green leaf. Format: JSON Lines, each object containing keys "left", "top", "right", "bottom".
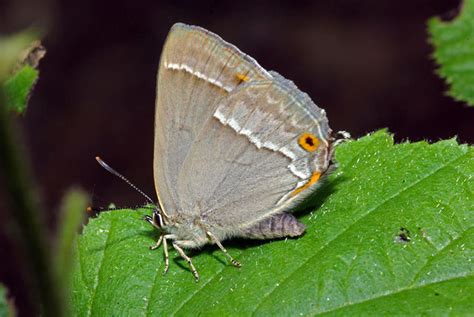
{"left": 428, "top": 0, "right": 474, "bottom": 106}
{"left": 71, "top": 130, "right": 474, "bottom": 316}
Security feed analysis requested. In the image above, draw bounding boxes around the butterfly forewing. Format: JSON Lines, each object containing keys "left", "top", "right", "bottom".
{"left": 154, "top": 23, "right": 272, "bottom": 215}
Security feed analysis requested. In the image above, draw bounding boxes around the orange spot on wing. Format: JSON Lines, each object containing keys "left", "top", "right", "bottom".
{"left": 298, "top": 132, "right": 320, "bottom": 152}
{"left": 236, "top": 73, "right": 250, "bottom": 82}
{"left": 291, "top": 171, "right": 321, "bottom": 197}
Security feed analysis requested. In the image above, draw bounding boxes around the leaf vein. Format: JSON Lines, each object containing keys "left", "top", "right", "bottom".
{"left": 77, "top": 237, "right": 91, "bottom": 295}
{"left": 410, "top": 226, "right": 474, "bottom": 286}
{"left": 171, "top": 249, "right": 245, "bottom": 316}
{"left": 144, "top": 266, "right": 161, "bottom": 317}
{"left": 87, "top": 219, "right": 115, "bottom": 317}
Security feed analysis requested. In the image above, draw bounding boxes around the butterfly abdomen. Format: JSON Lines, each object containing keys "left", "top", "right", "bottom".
{"left": 240, "top": 212, "right": 306, "bottom": 240}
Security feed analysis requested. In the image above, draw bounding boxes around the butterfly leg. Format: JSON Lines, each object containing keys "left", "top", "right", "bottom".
{"left": 149, "top": 234, "right": 163, "bottom": 250}
{"left": 162, "top": 235, "right": 170, "bottom": 274}
{"left": 148, "top": 234, "right": 170, "bottom": 274}
{"left": 206, "top": 231, "right": 241, "bottom": 268}
{"left": 172, "top": 242, "right": 199, "bottom": 281}
{"left": 145, "top": 214, "right": 163, "bottom": 250}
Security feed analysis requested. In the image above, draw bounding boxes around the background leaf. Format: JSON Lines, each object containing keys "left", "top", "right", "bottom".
{"left": 0, "top": 284, "right": 14, "bottom": 317}
{"left": 428, "top": 0, "right": 474, "bottom": 106}
{"left": 4, "top": 65, "right": 39, "bottom": 114}
{"left": 54, "top": 188, "right": 89, "bottom": 316}
{"left": 71, "top": 130, "right": 474, "bottom": 316}
{"left": 55, "top": 188, "right": 89, "bottom": 286}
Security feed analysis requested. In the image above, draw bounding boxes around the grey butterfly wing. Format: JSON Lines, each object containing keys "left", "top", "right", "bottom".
{"left": 176, "top": 77, "right": 332, "bottom": 240}
{"left": 154, "top": 23, "right": 272, "bottom": 215}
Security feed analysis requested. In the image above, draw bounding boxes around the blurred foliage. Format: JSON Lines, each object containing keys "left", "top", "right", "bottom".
{"left": 0, "top": 32, "right": 45, "bottom": 114}
{"left": 429, "top": 0, "right": 474, "bottom": 106}
{"left": 55, "top": 188, "right": 89, "bottom": 285}
{"left": 55, "top": 188, "right": 89, "bottom": 316}
{"left": 71, "top": 130, "right": 474, "bottom": 315}
{"left": 0, "top": 29, "right": 65, "bottom": 316}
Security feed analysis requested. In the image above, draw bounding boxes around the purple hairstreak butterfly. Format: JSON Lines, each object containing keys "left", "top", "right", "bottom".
{"left": 97, "top": 23, "right": 345, "bottom": 281}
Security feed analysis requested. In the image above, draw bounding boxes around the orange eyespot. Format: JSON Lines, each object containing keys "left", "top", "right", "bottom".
{"left": 236, "top": 73, "right": 250, "bottom": 82}
{"left": 291, "top": 171, "right": 321, "bottom": 197}
{"left": 298, "top": 132, "right": 320, "bottom": 152}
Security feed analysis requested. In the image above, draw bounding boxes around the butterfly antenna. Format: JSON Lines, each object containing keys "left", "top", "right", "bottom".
{"left": 95, "top": 156, "right": 155, "bottom": 205}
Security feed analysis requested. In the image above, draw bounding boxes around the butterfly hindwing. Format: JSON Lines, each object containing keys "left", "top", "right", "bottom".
{"left": 177, "top": 78, "right": 331, "bottom": 239}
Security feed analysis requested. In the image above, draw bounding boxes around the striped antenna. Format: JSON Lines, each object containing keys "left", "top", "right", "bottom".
{"left": 95, "top": 156, "right": 155, "bottom": 205}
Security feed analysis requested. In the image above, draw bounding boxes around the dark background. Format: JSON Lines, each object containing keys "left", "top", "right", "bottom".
{"left": 0, "top": 0, "right": 470, "bottom": 315}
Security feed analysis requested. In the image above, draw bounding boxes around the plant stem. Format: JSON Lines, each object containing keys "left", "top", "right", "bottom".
{"left": 0, "top": 89, "right": 64, "bottom": 316}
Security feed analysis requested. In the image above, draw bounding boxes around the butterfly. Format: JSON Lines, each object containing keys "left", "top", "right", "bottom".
{"left": 99, "top": 23, "right": 344, "bottom": 281}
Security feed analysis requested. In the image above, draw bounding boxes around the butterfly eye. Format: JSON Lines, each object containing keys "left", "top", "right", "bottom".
{"left": 153, "top": 211, "right": 164, "bottom": 228}
{"left": 298, "top": 132, "right": 320, "bottom": 152}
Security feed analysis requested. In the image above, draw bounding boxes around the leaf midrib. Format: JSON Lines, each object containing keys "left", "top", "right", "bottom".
{"left": 316, "top": 273, "right": 472, "bottom": 316}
